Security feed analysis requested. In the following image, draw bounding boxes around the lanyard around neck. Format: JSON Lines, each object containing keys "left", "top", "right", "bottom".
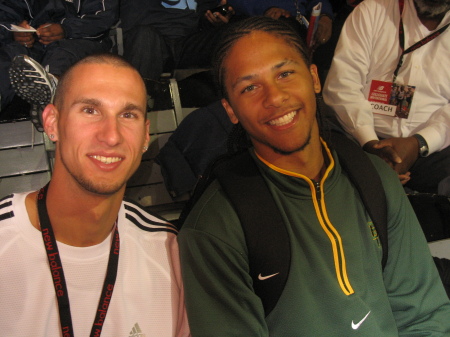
{"left": 37, "top": 184, "right": 120, "bottom": 337}
{"left": 393, "top": 0, "right": 450, "bottom": 82}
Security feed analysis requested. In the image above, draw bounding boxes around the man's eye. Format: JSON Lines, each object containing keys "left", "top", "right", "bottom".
{"left": 83, "top": 107, "right": 98, "bottom": 115}
{"left": 279, "top": 71, "right": 294, "bottom": 78}
{"left": 121, "top": 112, "right": 137, "bottom": 119}
{"left": 242, "top": 84, "right": 256, "bottom": 93}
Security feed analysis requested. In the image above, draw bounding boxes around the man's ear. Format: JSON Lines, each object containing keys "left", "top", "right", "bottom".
{"left": 221, "top": 98, "right": 239, "bottom": 124}
{"left": 42, "top": 104, "right": 59, "bottom": 141}
{"left": 310, "top": 64, "right": 321, "bottom": 94}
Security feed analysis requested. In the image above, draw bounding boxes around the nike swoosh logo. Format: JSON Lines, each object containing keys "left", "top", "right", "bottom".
{"left": 352, "top": 311, "right": 371, "bottom": 330}
{"left": 258, "top": 272, "right": 280, "bottom": 281}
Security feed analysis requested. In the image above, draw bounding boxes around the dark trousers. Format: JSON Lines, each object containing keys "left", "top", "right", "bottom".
{"left": 0, "top": 38, "right": 111, "bottom": 110}
{"left": 407, "top": 145, "right": 450, "bottom": 196}
{"left": 123, "top": 25, "right": 220, "bottom": 81}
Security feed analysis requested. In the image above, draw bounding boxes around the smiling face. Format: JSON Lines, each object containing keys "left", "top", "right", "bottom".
{"left": 45, "top": 62, "right": 149, "bottom": 196}
{"left": 221, "top": 31, "right": 321, "bottom": 162}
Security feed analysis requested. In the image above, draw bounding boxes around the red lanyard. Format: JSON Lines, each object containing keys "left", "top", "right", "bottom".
{"left": 37, "top": 185, "right": 120, "bottom": 337}
{"left": 393, "top": 0, "right": 449, "bottom": 82}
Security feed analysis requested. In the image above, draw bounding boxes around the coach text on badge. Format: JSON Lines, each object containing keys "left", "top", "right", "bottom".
{"left": 369, "top": 80, "right": 416, "bottom": 119}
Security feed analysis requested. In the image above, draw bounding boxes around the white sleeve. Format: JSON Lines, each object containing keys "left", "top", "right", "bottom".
{"left": 416, "top": 103, "right": 450, "bottom": 154}
{"left": 323, "top": 1, "right": 384, "bottom": 146}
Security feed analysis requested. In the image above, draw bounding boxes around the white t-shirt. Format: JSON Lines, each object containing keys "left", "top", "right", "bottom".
{"left": 0, "top": 192, "right": 190, "bottom": 337}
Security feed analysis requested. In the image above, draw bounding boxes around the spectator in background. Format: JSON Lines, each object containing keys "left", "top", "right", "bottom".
{"left": 227, "top": 0, "right": 333, "bottom": 46}
{"left": 323, "top": 0, "right": 450, "bottom": 195}
{"left": 121, "top": 0, "right": 232, "bottom": 82}
{"left": 0, "top": 0, "right": 118, "bottom": 126}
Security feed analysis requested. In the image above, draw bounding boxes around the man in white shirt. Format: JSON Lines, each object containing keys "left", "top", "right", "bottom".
{"left": 0, "top": 53, "right": 189, "bottom": 336}
{"left": 323, "top": 0, "right": 450, "bottom": 195}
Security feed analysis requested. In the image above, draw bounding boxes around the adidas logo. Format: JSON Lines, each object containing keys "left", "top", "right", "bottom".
{"left": 129, "top": 323, "right": 145, "bottom": 337}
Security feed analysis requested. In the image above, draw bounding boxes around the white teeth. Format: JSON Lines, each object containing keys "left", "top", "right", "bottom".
{"left": 268, "top": 111, "right": 297, "bottom": 126}
{"left": 90, "top": 155, "right": 122, "bottom": 164}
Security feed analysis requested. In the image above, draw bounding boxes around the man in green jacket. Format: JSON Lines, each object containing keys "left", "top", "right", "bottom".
{"left": 178, "top": 16, "right": 450, "bottom": 336}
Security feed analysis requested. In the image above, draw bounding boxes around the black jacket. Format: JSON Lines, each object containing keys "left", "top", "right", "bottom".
{"left": 119, "top": 0, "right": 217, "bottom": 35}
{"left": 0, "top": 0, "right": 118, "bottom": 42}
{"left": 156, "top": 100, "right": 233, "bottom": 198}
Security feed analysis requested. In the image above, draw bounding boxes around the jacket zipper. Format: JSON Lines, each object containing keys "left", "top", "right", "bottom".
{"left": 254, "top": 143, "right": 355, "bottom": 296}
{"left": 23, "top": 0, "right": 33, "bottom": 19}
{"left": 311, "top": 178, "right": 354, "bottom": 296}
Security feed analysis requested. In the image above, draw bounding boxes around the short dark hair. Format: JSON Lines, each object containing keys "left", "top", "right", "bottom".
{"left": 212, "top": 16, "right": 311, "bottom": 99}
{"left": 53, "top": 53, "right": 144, "bottom": 110}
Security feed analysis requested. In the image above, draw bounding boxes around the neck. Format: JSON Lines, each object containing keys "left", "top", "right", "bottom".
{"left": 257, "top": 134, "right": 326, "bottom": 181}
{"left": 26, "top": 182, "right": 123, "bottom": 247}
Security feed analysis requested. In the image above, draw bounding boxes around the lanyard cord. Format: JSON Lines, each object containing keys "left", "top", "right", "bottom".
{"left": 393, "top": 0, "right": 449, "bottom": 83}
{"left": 37, "top": 184, "right": 120, "bottom": 337}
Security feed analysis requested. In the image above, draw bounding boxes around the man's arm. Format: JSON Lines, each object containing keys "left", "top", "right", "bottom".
{"left": 204, "top": 0, "right": 234, "bottom": 27}
{"left": 263, "top": 7, "right": 291, "bottom": 19}
{"left": 372, "top": 157, "right": 450, "bottom": 333}
{"left": 0, "top": 0, "right": 27, "bottom": 41}
{"left": 323, "top": 2, "right": 378, "bottom": 146}
{"left": 363, "top": 108, "right": 449, "bottom": 183}
{"left": 259, "top": 0, "right": 334, "bottom": 46}
{"left": 414, "top": 103, "right": 450, "bottom": 155}
{"left": 12, "top": 20, "right": 36, "bottom": 48}
{"left": 254, "top": 0, "right": 334, "bottom": 18}
{"left": 36, "top": 23, "right": 64, "bottom": 45}
{"left": 313, "top": 15, "right": 333, "bottom": 47}
{"left": 197, "top": 0, "right": 222, "bottom": 15}
{"left": 58, "top": 0, "right": 119, "bottom": 39}
{"left": 365, "top": 102, "right": 450, "bottom": 173}
{"left": 363, "top": 137, "right": 418, "bottom": 184}
{"left": 178, "top": 181, "right": 269, "bottom": 337}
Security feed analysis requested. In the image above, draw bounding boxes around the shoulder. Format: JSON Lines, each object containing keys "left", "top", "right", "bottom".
{"left": 351, "top": 0, "right": 396, "bottom": 17}
{"left": 0, "top": 192, "right": 31, "bottom": 237}
{"left": 0, "top": 194, "right": 15, "bottom": 224}
{"left": 179, "top": 179, "right": 246, "bottom": 248}
{"left": 121, "top": 198, "right": 179, "bottom": 236}
{"left": 182, "top": 180, "right": 236, "bottom": 230}
{"left": 0, "top": 192, "right": 29, "bottom": 223}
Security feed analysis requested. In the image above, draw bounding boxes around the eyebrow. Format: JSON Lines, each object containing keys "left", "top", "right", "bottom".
{"left": 123, "top": 103, "right": 145, "bottom": 114}
{"left": 72, "top": 97, "right": 102, "bottom": 107}
{"left": 231, "top": 58, "right": 299, "bottom": 90}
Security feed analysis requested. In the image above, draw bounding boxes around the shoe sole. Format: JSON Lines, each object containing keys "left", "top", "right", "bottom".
{"left": 9, "top": 55, "right": 54, "bottom": 105}
{"left": 30, "top": 104, "right": 45, "bottom": 132}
